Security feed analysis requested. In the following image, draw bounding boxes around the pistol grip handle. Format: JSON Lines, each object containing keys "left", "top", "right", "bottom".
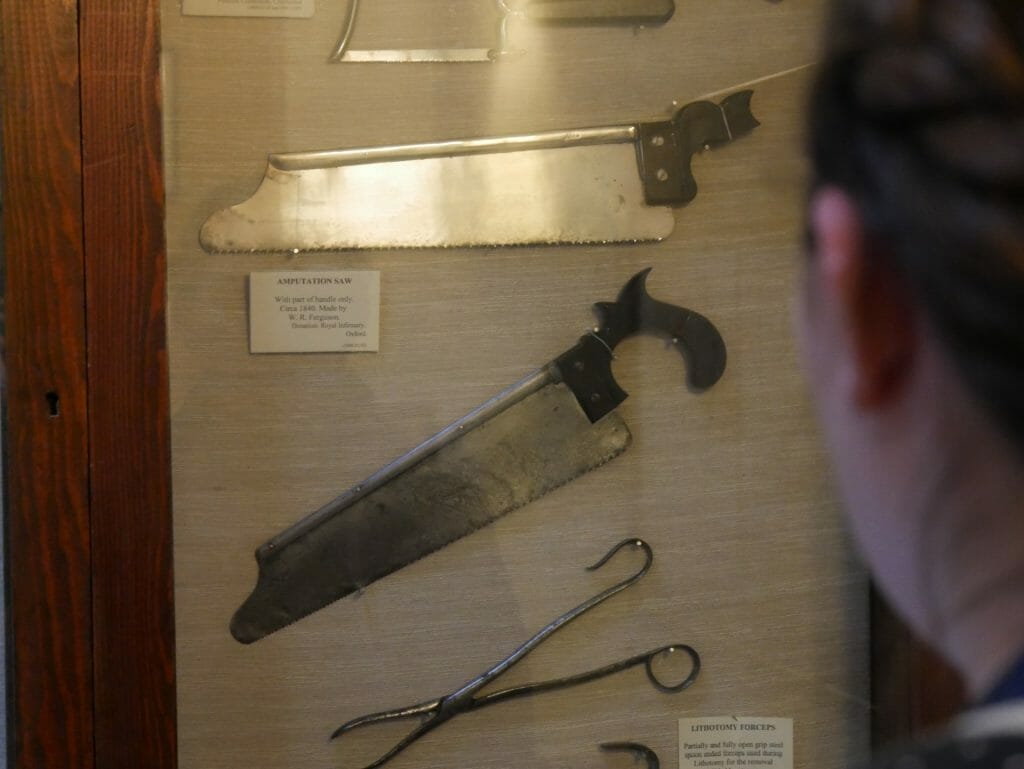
{"left": 556, "top": 269, "right": 726, "bottom": 422}
{"left": 597, "top": 268, "right": 727, "bottom": 391}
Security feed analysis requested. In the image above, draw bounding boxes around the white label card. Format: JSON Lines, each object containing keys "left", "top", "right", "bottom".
{"left": 679, "top": 718, "right": 793, "bottom": 769}
{"left": 249, "top": 271, "right": 380, "bottom": 354}
{"left": 182, "top": 0, "right": 314, "bottom": 18}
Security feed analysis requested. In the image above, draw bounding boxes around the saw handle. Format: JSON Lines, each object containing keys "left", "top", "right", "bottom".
{"left": 597, "top": 267, "right": 726, "bottom": 389}
{"left": 555, "top": 268, "right": 726, "bottom": 422}
{"left": 523, "top": 0, "right": 675, "bottom": 26}
{"left": 638, "top": 90, "right": 760, "bottom": 206}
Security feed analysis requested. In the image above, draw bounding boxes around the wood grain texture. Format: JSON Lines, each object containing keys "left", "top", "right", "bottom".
{"left": 0, "top": 2, "right": 94, "bottom": 768}
{"left": 79, "top": 1, "right": 178, "bottom": 768}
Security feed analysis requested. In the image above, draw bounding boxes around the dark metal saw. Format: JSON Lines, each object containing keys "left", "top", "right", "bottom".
{"left": 231, "top": 269, "right": 725, "bottom": 643}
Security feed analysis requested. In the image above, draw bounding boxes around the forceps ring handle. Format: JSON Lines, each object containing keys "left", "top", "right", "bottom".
{"left": 471, "top": 642, "right": 700, "bottom": 709}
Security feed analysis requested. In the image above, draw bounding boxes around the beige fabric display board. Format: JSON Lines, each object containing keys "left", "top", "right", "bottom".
{"left": 163, "top": 2, "right": 870, "bottom": 768}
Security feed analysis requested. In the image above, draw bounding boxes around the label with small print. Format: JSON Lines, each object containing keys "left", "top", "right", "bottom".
{"left": 249, "top": 271, "right": 380, "bottom": 353}
{"left": 182, "top": 0, "right": 314, "bottom": 18}
{"left": 679, "top": 718, "right": 793, "bottom": 769}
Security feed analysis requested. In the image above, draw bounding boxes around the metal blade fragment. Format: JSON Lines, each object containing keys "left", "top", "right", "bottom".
{"left": 231, "top": 382, "right": 631, "bottom": 643}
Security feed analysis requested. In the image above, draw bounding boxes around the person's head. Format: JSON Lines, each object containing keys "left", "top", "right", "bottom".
{"left": 798, "top": 0, "right": 1024, "bottom": 696}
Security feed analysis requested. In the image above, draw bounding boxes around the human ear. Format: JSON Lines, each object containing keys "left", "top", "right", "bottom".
{"left": 808, "top": 187, "right": 916, "bottom": 408}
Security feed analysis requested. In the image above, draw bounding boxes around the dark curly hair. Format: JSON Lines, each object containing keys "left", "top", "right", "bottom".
{"left": 807, "top": 0, "right": 1024, "bottom": 450}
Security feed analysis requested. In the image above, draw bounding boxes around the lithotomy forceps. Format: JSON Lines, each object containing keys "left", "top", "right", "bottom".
{"left": 331, "top": 538, "right": 700, "bottom": 769}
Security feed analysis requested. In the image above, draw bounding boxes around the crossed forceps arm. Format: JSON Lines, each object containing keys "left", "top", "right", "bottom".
{"left": 331, "top": 538, "right": 701, "bottom": 769}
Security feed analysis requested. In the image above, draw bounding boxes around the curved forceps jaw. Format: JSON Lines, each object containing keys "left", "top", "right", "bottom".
{"left": 600, "top": 742, "right": 661, "bottom": 769}
{"left": 330, "top": 697, "right": 439, "bottom": 740}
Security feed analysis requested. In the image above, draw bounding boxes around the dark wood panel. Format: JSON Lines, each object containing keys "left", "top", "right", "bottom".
{"left": 0, "top": 3, "right": 94, "bottom": 768}
{"left": 78, "top": 2, "right": 177, "bottom": 768}
{"left": 871, "top": 588, "right": 966, "bottom": 747}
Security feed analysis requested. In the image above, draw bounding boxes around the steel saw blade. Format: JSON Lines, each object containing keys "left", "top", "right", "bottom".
{"left": 201, "top": 91, "right": 759, "bottom": 253}
{"left": 230, "top": 382, "right": 630, "bottom": 643}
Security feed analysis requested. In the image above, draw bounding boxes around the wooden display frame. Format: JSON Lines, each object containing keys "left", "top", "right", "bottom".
{"left": 2, "top": 2, "right": 174, "bottom": 768}
{"left": 0, "top": 2, "right": 961, "bottom": 767}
